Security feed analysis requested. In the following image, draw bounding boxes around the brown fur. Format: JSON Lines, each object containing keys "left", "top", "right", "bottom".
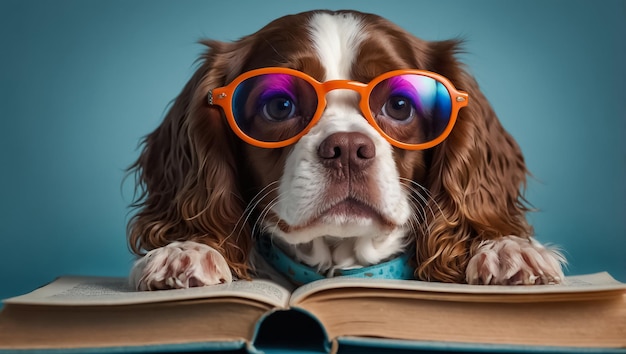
{"left": 417, "top": 56, "right": 532, "bottom": 283}
{"left": 127, "top": 10, "right": 532, "bottom": 283}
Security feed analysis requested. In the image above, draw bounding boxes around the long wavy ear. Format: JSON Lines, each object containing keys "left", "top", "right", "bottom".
{"left": 127, "top": 40, "right": 253, "bottom": 279}
{"left": 415, "top": 40, "right": 533, "bottom": 283}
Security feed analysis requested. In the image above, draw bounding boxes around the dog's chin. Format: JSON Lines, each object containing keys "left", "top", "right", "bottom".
{"left": 270, "top": 199, "right": 400, "bottom": 245}
{"left": 321, "top": 198, "right": 382, "bottom": 220}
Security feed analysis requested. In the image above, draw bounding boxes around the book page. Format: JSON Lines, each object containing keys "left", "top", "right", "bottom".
{"left": 290, "top": 272, "right": 626, "bottom": 305}
{"left": 4, "top": 276, "right": 291, "bottom": 308}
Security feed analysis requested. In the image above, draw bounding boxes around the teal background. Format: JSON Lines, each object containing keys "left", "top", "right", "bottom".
{"left": 0, "top": 0, "right": 624, "bottom": 301}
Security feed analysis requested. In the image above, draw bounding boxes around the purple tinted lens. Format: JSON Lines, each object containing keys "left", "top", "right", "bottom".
{"left": 370, "top": 74, "right": 452, "bottom": 145}
{"left": 232, "top": 74, "right": 318, "bottom": 143}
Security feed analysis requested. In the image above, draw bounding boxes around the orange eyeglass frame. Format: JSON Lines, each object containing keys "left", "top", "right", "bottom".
{"left": 208, "top": 67, "right": 469, "bottom": 150}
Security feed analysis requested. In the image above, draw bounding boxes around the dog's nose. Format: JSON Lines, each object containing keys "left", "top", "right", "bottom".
{"left": 318, "top": 132, "right": 376, "bottom": 172}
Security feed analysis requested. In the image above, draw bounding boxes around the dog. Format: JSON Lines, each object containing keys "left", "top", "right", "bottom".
{"left": 127, "top": 9, "right": 565, "bottom": 290}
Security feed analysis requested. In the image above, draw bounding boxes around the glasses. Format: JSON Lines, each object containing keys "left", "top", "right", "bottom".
{"left": 208, "top": 67, "right": 468, "bottom": 150}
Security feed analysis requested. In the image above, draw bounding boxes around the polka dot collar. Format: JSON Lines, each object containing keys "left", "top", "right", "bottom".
{"left": 257, "top": 235, "right": 415, "bottom": 285}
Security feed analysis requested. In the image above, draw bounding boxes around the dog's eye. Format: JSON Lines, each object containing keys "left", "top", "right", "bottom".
{"left": 261, "top": 96, "right": 297, "bottom": 122}
{"left": 381, "top": 96, "right": 416, "bottom": 122}
{"left": 382, "top": 96, "right": 415, "bottom": 121}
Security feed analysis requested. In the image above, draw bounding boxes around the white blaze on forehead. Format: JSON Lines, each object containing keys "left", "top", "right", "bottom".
{"left": 307, "top": 12, "right": 366, "bottom": 81}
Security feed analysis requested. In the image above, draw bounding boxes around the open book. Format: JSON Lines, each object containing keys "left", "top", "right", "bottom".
{"left": 1, "top": 272, "right": 625, "bottom": 353}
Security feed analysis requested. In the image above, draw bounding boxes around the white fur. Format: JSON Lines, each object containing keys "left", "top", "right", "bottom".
{"left": 465, "top": 236, "right": 566, "bottom": 285}
{"left": 308, "top": 12, "right": 366, "bottom": 81}
{"left": 131, "top": 12, "right": 566, "bottom": 290}
{"left": 130, "top": 241, "right": 232, "bottom": 290}
{"left": 264, "top": 12, "right": 411, "bottom": 271}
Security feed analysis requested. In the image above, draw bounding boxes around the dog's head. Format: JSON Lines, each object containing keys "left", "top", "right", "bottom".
{"left": 128, "top": 10, "right": 531, "bottom": 283}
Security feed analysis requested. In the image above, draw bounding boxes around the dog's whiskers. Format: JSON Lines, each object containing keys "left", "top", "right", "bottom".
{"left": 399, "top": 177, "right": 445, "bottom": 237}
{"left": 219, "top": 181, "right": 281, "bottom": 247}
{"left": 252, "top": 195, "right": 283, "bottom": 238}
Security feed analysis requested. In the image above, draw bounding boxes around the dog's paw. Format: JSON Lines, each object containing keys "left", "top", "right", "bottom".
{"left": 130, "top": 241, "right": 233, "bottom": 291}
{"left": 465, "top": 236, "right": 566, "bottom": 285}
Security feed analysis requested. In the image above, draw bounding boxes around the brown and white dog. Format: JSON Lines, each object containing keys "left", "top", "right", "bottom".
{"left": 128, "top": 10, "right": 565, "bottom": 291}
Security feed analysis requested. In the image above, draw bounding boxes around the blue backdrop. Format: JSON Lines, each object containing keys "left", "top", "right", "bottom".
{"left": 1, "top": 0, "right": 624, "bottom": 301}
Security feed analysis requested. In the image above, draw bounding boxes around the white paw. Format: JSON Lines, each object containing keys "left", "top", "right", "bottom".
{"left": 130, "top": 241, "right": 233, "bottom": 291}
{"left": 465, "top": 236, "right": 566, "bottom": 285}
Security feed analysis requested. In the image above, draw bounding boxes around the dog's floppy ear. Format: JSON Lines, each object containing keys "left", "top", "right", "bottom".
{"left": 415, "top": 40, "right": 533, "bottom": 283}
{"left": 127, "top": 40, "right": 253, "bottom": 279}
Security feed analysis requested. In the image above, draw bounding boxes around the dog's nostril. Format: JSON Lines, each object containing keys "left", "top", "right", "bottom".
{"left": 318, "top": 134, "right": 347, "bottom": 160}
{"left": 356, "top": 143, "right": 375, "bottom": 160}
{"left": 332, "top": 147, "right": 341, "bottom": 158}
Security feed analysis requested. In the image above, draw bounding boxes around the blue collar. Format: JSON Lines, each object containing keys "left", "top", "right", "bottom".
{"left": 257, "top": 235, "right": 415, "bottom": 285}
